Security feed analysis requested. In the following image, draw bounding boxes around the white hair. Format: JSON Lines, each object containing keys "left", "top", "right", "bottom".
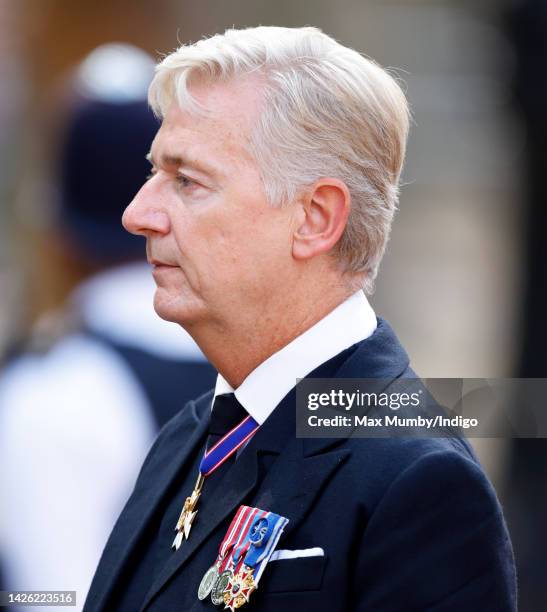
{"left": 149, "top": 26, "right": 410, "bottom": 293}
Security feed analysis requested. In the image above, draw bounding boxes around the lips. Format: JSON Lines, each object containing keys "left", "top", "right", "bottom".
{"left": 149, "top": 258, "right": 177, "bottom": 268}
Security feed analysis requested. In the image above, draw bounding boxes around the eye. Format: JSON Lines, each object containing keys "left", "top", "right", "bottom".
{"left": 176, "top": 173, "right": 198, "bottom": 189}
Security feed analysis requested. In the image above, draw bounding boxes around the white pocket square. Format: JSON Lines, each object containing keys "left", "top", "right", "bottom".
{"left": 270, "top": 547, "right": 325, "bottom": 561}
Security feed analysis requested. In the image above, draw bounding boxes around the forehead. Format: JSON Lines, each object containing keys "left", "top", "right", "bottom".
{"left": 150, "top": 77, "right": 264, "bottom": 172}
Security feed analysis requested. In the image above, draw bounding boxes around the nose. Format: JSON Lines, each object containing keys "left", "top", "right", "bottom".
{"left": 122, "top": 181, "right": 171, "bottom": 237}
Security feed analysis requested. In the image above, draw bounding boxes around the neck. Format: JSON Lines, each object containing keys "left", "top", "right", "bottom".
{"left": 186, "top": 283, "right": 354, "bottom": 388}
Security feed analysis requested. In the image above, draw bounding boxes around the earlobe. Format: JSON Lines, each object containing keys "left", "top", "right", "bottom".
{"left": 292, "top": 179, "right": 350, "bottom": 261}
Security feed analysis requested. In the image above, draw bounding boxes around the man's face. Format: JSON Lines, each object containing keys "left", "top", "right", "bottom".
{"left": 122, "top": 79, "right": 295, "bottom": 332}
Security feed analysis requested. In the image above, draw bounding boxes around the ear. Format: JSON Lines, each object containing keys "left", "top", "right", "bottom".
{"left": 292, "top": 178, "right": 351, "bottom": 261}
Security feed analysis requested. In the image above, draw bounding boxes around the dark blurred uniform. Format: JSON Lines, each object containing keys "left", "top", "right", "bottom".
{"left": 505, "top": 3, "right": 547, "bottom": 611}
{"left": 0, "top": 44, "right": 216, "bottom": 610}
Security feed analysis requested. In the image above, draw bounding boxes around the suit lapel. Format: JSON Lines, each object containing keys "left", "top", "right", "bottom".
{"left": 253, "top": 437, "right": 351, "bottom": 540}
{"left": 85, "top": 395, "right": 211, "bottom": 612}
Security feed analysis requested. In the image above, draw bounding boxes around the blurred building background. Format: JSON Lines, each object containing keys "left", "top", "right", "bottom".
{"left": 0, "top": 0, "right": 544, "bottom": 610}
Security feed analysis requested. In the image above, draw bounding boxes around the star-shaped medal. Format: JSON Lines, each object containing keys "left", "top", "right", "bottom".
{"left": 172, "top": 481, "right": 203, "bottom": 550}
{"left": 223, "top": 567, "right": 256, "bottom": 610}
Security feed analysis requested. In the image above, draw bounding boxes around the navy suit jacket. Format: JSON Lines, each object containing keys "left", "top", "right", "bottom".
{"left": 84, "top": 319, "right": 516, "bottom": 611}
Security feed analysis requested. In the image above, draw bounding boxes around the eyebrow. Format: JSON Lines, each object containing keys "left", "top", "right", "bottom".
{"left": 146, "top": 151, "right": 221, "bottom": 179}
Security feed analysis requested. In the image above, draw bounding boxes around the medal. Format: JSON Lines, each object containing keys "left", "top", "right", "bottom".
{"left": 196, "top": 506, "right": 257, "bottom": 603}
{"left": 172, "top": 473, "right": 204, "bottom": 549}
{"left": 223, "top": 567, "right": 256, "bottom": 610}
{"left": 172, "top": 415, "right": 260, "bottom": 549}
{"left": 198, "top": 564, "right": 219, "bottom": 600}
{"left": 211, "top": 507, "right": 289, "bottom": 610}
{"left": 211, "top": 569, "right": 231, "bottom": 605}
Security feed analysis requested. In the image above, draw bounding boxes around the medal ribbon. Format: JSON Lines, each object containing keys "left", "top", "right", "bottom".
{"left": 225, "top": 507, "right": 262, "bottom": 572}
{"left": 217, "top": 506, "right": 256, "bottom": 572}
{"left": 218, "top": 507, "right": 245, "bottom": 559}
{"left": 200, "top": 415, "right": 259, "bottom": 477}
{"left": 172, "top": 414, "right": 259, "bottom": 551}
{"left": 236, "top": 510, "right": 289, "bottom": 584}
{"left": 232, "top": 509, "right": 268, "bottom": 567}
{"left": 209, "top": 507, "right": 289, "bottom": 611}
{"left": 246, "top": 512, "right": 288, "bottom": 583}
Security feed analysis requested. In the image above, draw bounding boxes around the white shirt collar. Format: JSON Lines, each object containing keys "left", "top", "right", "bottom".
{"left": 213, "top": 290, "right": 377, "bottom": 424}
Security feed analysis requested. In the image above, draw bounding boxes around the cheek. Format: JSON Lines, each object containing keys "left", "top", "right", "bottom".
{"left": 171, "top": 194, "right": 291, "bottom": 284}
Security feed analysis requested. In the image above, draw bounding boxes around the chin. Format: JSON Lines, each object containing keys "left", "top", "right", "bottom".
{"left": 153, "top": 290, "right": 203, "bottom": 327}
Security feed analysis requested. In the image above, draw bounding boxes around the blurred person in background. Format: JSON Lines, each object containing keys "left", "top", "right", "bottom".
{"left": 0, "top": 43, "right": 216, "bottom": 610}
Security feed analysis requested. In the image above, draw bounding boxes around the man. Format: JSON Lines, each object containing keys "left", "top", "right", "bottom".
{"left": 84, "top": 26, "right": 516, "bottom": 611}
